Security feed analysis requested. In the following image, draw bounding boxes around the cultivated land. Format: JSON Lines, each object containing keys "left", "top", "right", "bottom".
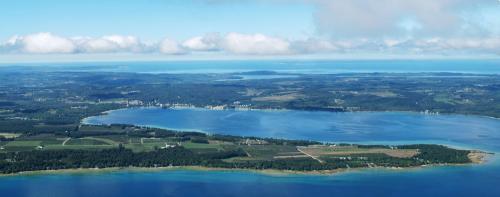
{"left": 0, "top": 124, "right": 488, "bottom": 174}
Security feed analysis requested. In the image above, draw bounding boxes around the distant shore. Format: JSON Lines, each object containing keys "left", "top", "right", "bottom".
{"left": 83, "top": 106, "right": 500, "bottom": 124}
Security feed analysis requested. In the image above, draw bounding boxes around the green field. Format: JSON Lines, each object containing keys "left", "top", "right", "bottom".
{"left": 243, "top": 145, "right": 300, "bottom": 160}
{"left": 66, "top": 138, "right": 111, "bottom": 146}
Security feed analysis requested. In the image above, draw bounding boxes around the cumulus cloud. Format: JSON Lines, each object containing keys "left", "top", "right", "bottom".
{"left": 3, "top": 33, "right": 76, "bottom": 53}
{"left": 0, "top": 33, "right": 151, "bottom": 54}
{"left": 220, "top": 33, "right": 291, "bottom": 55}
{"left": 179, "top": 33, "right": 292, "bottom": 55}
{"left": 74, "top": 35, "right": 149, "bottom": 53}
{"left": 1, "top": 32, "right": 499, "bottom": 56}
{"left": 182, "top": 33, "right": 221, "bottom": 51}
{"left": 159, "top": 38, "right": 185, "bottom": 54}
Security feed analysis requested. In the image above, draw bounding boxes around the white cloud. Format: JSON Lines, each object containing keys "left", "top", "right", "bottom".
{"left": 1, "top": 32, "right": 498, "bottom": 56}
{"left": 159, "top": 38, "right": 185, "bottom": 54}
{"left": 74, "top": 35, "right": 148, "bottom": 53}
{"left": 182, "top": 33, "right": 221, "bottom": 51}
{"left": 181, "top": 33, "right": 292, "bottom": 55}
{"left": 221, "top": 33, "right": 291, "bottom": 55}
{"left": 3, "top": 32, "right": 76, "bottom": 54}
{"left": 23, "top": 33, "right": 76, "bottom": 53}
{"left": 75, "top": 37, "right": 120, "bottom": 53}
{"left": 0, "top": 33, "right": 151, "bottom": 54}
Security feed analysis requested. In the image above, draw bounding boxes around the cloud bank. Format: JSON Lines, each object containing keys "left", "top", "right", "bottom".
{"left": 1, "top": 32, "right": 498, "bottom": 56}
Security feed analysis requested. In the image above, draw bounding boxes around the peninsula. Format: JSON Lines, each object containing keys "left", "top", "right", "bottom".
{"left": 0, "top": 124, "right": 488, "bottom": 174}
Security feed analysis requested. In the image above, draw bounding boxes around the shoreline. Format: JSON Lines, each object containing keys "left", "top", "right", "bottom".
{"left": 0, "top": 166, "right": 348, "bottom": 177}
{"left": 1, "top": 152, "right": 491, "bottom": 178}
{"left": 83, "top": 106, "right": 500, "bottom": 122}
{"left": 468, "top": 151, "right": 493, "bottom": 164}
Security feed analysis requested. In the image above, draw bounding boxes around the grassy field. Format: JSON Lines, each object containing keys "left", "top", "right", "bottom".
{"left": 0, "top": 132, "right": 418, "bottom": 164}
{"left": 298, "top": 145, "right": 418, "bottom": 158}
{"left": 66, "top": 138, "right": 111, "bottom": 146}
{"left": 242, "top": 145, "right": 301, "bottom": 160}
{"left": 6, "top": 140, "right": 41, "bottom": 146}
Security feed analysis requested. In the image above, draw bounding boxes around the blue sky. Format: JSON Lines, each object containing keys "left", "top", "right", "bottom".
{"left": 0, "top": 0, "right": 314, "bottom": 41}
{"left": 0, "top": 0, "right": 499, "bottom": 62}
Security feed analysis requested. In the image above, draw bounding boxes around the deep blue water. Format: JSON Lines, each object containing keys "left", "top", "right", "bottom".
{"left": 2, "top": 59, "right": 500, "bottom": 74}
{"left": 3, "top": 109, "right": 500, "bottom": 196}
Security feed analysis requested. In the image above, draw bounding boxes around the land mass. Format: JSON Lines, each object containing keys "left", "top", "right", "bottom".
{"left": 0, "top": 124, "right": 489, "bottom": 174}
{"left": 0, "top": 70, "right": 496, "bottom": 174}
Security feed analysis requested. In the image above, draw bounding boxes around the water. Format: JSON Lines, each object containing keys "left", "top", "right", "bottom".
{"left": 2, "top": 59, "right": 500, "bottom": 74}
{"left": 2, "top": 166, "right": 499, "bottom": 197}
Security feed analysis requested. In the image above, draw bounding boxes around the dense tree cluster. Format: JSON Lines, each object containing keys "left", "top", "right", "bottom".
{"left": 0, "top": 144, "right": 471, "bottom": 174}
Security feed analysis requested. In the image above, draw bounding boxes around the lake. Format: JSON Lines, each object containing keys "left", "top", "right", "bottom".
{"left": 2, "top": 108, "right": 500, "bottom": 197}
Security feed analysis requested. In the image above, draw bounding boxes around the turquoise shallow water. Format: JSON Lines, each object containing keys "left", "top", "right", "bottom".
{"left": 3, "top": 109, "right": 500, "bottom": 196}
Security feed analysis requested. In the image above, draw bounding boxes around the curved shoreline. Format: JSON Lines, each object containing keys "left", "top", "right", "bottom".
{"left": 82, "top": 106, "right": 500, "bottom": 123}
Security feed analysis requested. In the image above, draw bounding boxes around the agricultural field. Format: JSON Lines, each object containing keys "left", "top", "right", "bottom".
{"left": 0, "top": 124, "right": 477, "bottom": 174}
{"left": 298, "top": 145, "right": 419, "bottom": 158}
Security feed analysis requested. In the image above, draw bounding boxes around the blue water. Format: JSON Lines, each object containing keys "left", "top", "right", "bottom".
{"left": 2, "top": 59, "right": 500, "bottom": 74}
{"left": 3, "top": 109, "right": 500, "bottom": 196}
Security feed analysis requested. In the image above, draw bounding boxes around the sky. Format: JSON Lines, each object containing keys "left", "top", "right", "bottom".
{"left": 0, "top": 0, "right": 499, "bottom": 62}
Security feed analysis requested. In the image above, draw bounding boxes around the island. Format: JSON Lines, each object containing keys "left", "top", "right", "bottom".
{"left": 0, "top": 124, "right": 489, "bottom": 174}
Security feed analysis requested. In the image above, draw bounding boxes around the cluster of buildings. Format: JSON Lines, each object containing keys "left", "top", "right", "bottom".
{"left": 241, "top": 139, "right": 269, "bottom": 146}
{"left": 160, "top": 142, "right": 180, "bottom": 149}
